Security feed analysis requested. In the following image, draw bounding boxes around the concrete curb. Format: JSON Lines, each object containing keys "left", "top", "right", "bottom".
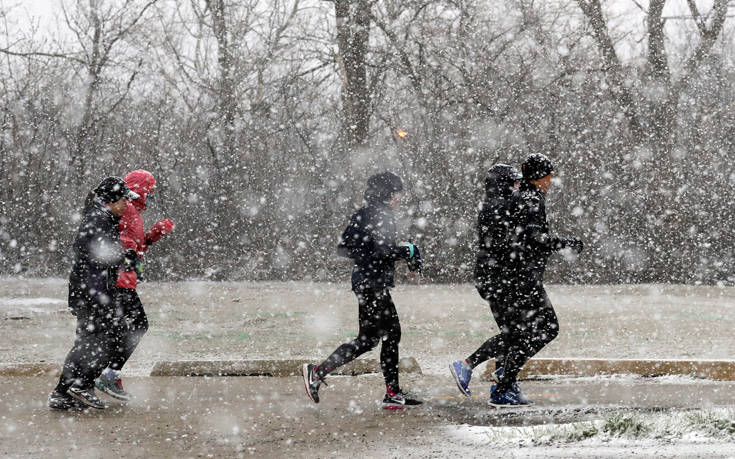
{"left": 482, "top": 358, "right": 735, "bottom": 381}
{"left": 0, "top": 363, "right": 60, "bottom": 376}
{"left": 150, "top": 357, "right": 422, "bottom": 377}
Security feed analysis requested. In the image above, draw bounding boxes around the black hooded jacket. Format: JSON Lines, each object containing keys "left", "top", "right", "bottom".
{"left": 510, "top": 180, "right": 574, "bottom": 278}
{"left": 337, "top": 197, "right": 410, "bottom": 292}
{"left": 474, "top": 169, "right": 517, "bottom": 284}
{"left": 68, "top": 199, "right": 124, "bottom": 313}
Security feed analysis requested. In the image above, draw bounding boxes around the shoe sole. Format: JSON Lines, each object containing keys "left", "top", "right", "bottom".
{"left": 96, "top": 381, "right": 132, "bottom": 402}
{"left": 302, "top": 364, "right": 318, "bottom": 404}
{"left": 449, "top": 364, "right": 471, "bottom": 397}
{"left": 489, "top": 400, "right": 532, "bottom": 408}
{"left": 68, "top": 391, "right": 106, "bottom": 409}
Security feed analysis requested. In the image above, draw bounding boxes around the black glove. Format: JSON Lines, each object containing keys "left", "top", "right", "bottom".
{"left": 122, "top": 249, "right": 138, "bottom": 272}
{"left": 406, "top": 244, "right": 423, "bottom": 272}
{"left": 568, "top": 238, "right": 583, "bottom": 254}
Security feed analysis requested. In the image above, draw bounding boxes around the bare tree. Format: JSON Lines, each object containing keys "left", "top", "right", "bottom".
{"left": 576, "top": 0, "right": 729, "bottom": 156}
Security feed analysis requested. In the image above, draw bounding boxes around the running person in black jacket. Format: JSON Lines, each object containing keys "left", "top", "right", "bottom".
{"left": 449, "top": 164, "right": 521, "bottom": 397}
{"left": 302, "top": 172, "right": 423, "bottom": 408}
{"left": 47, "top": 177, "right": 139, "bottom": 410}
{"left": 489, "top": 153, "right": 583, "bottom": 406}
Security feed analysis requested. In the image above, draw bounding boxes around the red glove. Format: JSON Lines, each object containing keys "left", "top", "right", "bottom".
{"left": 145, "top": 219, "right": 174, "bottom": 244}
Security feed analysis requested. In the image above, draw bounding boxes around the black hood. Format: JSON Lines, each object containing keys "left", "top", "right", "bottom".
{"left": 364, "top": 171, "right": 403, "bottom": 204}
{"left": 485, "top": 164, "right": 520, "bottom": 199}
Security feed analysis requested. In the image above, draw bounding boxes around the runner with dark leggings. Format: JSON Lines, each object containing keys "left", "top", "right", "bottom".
{"left": 489, "top": 153, "right": 583, "bottom": 406}
{"left": 302, "top": 172, "right": 423, "bottom": 408}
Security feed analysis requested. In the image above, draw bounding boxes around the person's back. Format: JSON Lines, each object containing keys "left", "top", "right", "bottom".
{"left": 339, "top": 200, "right": 400, "bottom": 292}
{"left": 69, "top": 195, "right": 124, "bottom": 311}
{"left": 475, "top": 164, "right": 520, "bottom": 290}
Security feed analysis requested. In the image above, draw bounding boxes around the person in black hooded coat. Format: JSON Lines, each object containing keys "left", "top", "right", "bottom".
{"left": 449, "top": 164, "right": 522, "bottom": 397}
{"left": 301, "top": 172, "right": 424, "bottom": 408}
{"left": 47, "top": 177, "right": 139, "bottom": 410}
{"left": 489, "top": 153, "right": 583, "bottom": 406}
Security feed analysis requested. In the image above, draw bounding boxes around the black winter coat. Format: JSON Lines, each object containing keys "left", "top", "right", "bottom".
{"left": 475, "top": 187, "right": 515, "bottom": 285}
{"left": 68, "top": 199, "right": 124, "bottom": 314}
{"left": 337, "top": 201, "right": 410, "bottom": 292}
{"left": 510, "top": 181, "right": 574, "bottom": 279}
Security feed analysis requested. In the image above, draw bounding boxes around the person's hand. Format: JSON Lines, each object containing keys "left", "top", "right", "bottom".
{"left": 146, "top": 219, "right": 174, "bottom": 244}
{"left": 406, "top": 244, "right": 423, "bottom": 272}
{"left": 569, "top": 238, "right": 583, "bottom": 254}
{"left": 122, "top": 249, "right": 138, "bottom": 272}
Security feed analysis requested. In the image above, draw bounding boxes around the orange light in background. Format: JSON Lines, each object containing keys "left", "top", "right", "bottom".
{"left": 396, "top": 129, "right": 407, "bottom": 139}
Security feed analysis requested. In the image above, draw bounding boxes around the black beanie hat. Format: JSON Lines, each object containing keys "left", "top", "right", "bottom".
{"left": 94, "top": 176, "right": 140, "bottom": 203}
{"left": 522, "top": 153, "right": 555, "bottom": 180}
{"left": 364, "top": 171, "right": 403, "bottom": 203}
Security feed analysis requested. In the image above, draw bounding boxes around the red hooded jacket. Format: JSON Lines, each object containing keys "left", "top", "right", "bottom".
{"left": 116, "top": 170, "right": 157, "bottom": 290}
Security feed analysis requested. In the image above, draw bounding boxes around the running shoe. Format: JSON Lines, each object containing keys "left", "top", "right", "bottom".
{"left": 491, "top": 367, "right": 531, "bottom": 404}
{"left": 68, "top": 387, "right": 107, "bottom": 409}
{"left": 383, "top": 386, "right": 423, "bottom": 409}
{"left": 449, "top": 360, "right": 472, "bottom": 397}
{"left": 47, "top": 390, "right": 81, "bottom": 410}
{"left": 302, "top": 363, "right": 323, "bottom": 403}
{"left": 96, "top": 373, "right": 132, "bottom": 401}
{"left": 489, "top": 387, "right": 530, "bottom": 407}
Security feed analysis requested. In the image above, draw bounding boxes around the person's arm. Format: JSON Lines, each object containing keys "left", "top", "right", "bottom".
{"left": 520, "top": 196, "right": 582, "bottom": 253}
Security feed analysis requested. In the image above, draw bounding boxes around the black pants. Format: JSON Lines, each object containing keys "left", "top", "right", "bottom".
{"left": 107, "top": 289, "right": 149, "bottom": 372}
{"left": 55, "top": 306, "right": 117, "bottom": 393}
{"left": 465, "top": 279, "right": 515, "bottom": 371}
{"left": 316, "top": 289, "right": 402, "bottom": 391}
{"left": 494, "top": 279, "right": 559, "bottom": 392}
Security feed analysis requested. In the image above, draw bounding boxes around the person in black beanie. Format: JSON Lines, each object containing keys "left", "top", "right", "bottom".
{"left": 489, "top": 153, "right": 583, "bottom": 407}
{"left": 47, "top": 177, "right": 139, "bottom": 410}
{"left": 449, "top": 164, "right": 521, "bottom": 397}
{"left": 302, "top": 172, "right": 424, "bottom": 408}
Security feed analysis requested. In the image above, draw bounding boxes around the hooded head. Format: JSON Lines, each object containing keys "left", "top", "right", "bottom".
{"left": 485, "top": 164, "right": 521, "bottom": 199}
{"left": 123, "top": 170, "right": 156, "bottom": 211}
{"left": 364, "top": 171, "right": 403, "bottom": 204}
{"left": 94, "top": 176, "right": 139, "bottom": 203}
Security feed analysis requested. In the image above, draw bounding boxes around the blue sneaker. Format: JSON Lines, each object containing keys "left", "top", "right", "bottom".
{"left": 489, "top": 387, "right": 530, "bottom": 407}
{"left": 449, "top": 361, "right": 472, "bottom": 397}
{"left": 491, "top": 367, "right": 532, "bottom": 404}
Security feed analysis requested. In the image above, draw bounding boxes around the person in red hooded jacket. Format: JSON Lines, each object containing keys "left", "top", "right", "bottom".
{"left": 95, "top": 170, "right": 174, "bottom": 401}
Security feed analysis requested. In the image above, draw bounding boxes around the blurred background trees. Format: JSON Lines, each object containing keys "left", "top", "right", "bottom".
{"left": 1, "top": 0, "right": 734, "bottom": 284}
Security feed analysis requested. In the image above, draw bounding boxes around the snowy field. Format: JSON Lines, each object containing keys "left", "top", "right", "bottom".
{"left": 1, "top": 278, "right": 734, "bottom": 457}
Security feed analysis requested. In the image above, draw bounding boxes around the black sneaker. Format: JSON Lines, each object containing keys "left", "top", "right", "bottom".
{"left": 302, "top": 363, "right": 324, "bottom": 403}
{"left": 47, "top": 390, "right": 81, "bottom": 410}
{"left": 383, "top": 387, "right": 423, "bottom": 409}
{"left": 96, "top": 373, "right": 132, "bottom": 401}
{"left": 68, "top": 387, "right": 107, "bottom": 409}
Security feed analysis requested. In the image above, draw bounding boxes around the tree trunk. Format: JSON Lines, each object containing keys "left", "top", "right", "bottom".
{"left": 334, "top": 0, "right": 371, "bottom": 147}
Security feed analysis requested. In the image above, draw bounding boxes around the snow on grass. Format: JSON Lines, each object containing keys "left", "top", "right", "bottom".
{"left": 446, "top": 407, "right": 735, "bottom": 447}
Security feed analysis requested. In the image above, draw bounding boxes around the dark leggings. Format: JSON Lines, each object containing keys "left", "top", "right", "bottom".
{"left": 315, "top": 289, "right": 401, "bottom": 391}
{"left": 466, "top": 280, "right": 514, "bottom": 370}
{"left": 107, "top": 289, "right": 149, "bottom": 371}
{"left": 495, "top": 283, "right": 558, "bottom": 392}
{"left": 55, "top": 308, "right": 116, "bottom": 393}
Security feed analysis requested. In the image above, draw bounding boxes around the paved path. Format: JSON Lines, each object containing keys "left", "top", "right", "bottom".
{"left": 2, "top": 375, "right": 733, "bottom": 458}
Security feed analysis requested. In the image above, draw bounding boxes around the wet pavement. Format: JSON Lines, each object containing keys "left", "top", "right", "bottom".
{"left": 1, "top": 374, "right": 733, "bottom": 458}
